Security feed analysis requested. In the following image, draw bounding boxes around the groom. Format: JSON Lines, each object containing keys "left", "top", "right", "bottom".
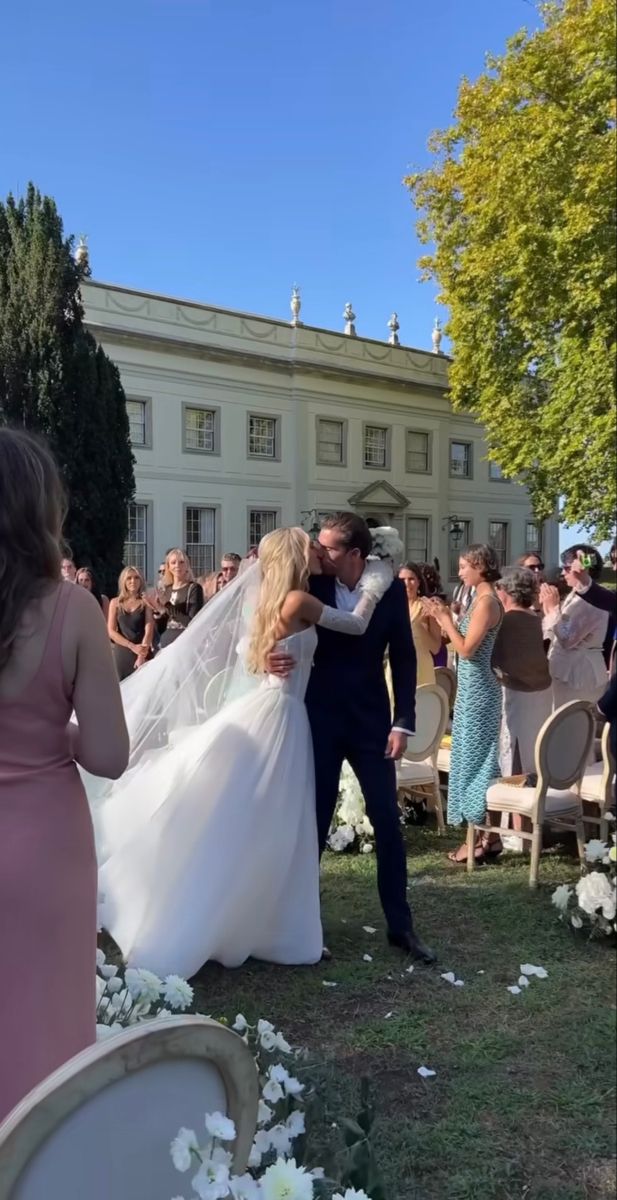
{"left": 270, "top": 512, "right": 435, "bottom": 964}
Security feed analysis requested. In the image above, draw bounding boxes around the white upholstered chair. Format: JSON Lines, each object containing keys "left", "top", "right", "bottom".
{"left": 434, "top": 666, "right": 457, "bottom": 717}
{"left": 466, "top": 700, "right": 596, "bottom": 888}
{"left": 396, "top": 684, "right": 449, "bottom": 833}
{"left": 580, "top": 721, "right": 616, "bottom": 841}
{"left": 0, "top": 1017, "right": 259, "bottom": 1200}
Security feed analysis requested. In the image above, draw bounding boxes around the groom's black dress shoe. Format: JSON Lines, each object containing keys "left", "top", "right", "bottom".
{"left": 387, "top": 930, "right": 436, "bottom": 965}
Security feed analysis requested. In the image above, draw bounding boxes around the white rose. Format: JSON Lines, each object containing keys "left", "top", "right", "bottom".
{"left": 576, "top": 872, "right": 616, "bottom": 919}
{"left": 584, "top": 839, "right": 609, "bottom": 864}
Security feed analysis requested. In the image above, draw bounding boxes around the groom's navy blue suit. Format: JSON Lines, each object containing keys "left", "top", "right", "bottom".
{"left": 306, "top": 574, "right": 416, "bottom": 936}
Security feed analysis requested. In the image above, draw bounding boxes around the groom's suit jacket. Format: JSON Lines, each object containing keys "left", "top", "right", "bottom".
{"left": 305, "top": 574, "right": 416, "bottom": 742}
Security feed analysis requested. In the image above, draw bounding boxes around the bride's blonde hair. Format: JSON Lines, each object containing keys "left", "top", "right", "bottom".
{"left": 246, "top": 527, "right": 311, "bottom": 674}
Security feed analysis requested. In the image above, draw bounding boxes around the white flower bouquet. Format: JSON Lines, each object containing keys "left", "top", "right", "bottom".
{"left": 551, "top": 833, "right": 616, "bottom": 938}
{"left": 368, "top": 526, "right": 404, "bottom": 571}
{"left": 328, "top": 763, "right": 374, "bottom": 855}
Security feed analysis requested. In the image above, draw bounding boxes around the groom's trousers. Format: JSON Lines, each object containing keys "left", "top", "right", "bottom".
{"left": 308, "top": 707, "right": 413, "bottom": 938}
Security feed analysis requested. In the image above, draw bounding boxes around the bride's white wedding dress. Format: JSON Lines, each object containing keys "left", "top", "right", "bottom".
{"left": 98, "top": 626, "right": 323, "bottom": 976}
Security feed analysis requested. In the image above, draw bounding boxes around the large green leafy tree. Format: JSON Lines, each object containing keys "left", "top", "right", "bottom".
{"left": 406, "top": 0, "right": 616, "bottom": 537}
{"left": 0, "top": 184, "right": 135, "bottom": 591}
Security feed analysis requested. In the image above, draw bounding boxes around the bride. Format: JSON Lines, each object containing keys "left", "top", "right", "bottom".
{"left": 91, "top": 527, "right": 392, "bottom": 977}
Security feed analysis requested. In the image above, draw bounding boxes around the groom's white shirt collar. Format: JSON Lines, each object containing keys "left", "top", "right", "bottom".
{"left": 333, "top": 574, "right": 412, "bottom": 738}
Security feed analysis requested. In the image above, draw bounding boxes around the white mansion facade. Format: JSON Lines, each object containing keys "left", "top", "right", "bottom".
{"left": 82, "top": 281, "right": 557, "bottom": 587}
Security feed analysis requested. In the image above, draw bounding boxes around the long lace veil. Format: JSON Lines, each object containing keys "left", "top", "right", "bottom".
{"left": 85, "top": 561, "right": 262, "bottom": 810}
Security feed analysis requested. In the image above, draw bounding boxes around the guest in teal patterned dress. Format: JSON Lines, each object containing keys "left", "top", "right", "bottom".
{"left": 424, "top": 544, "right": 503, "bottom": 864}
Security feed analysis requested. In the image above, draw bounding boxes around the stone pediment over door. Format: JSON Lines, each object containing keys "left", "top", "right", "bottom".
{"left": 348, "top": 481, "right": 409, "bottom": 512}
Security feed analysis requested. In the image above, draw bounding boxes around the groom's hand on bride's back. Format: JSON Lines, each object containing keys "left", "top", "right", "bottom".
{"left": 266, "top": 650, "right": 296, "bottom": 677}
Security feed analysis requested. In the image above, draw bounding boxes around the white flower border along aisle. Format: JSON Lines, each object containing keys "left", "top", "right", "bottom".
{"left": 551, "top": 832, "right": 617, "bottom": 938}
{"left": 95, "top": 954, "right": 386, "bottom": 1200}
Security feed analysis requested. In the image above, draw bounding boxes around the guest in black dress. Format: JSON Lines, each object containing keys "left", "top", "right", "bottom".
{"left": 157, "top": 549, "right": 204, "bottom": 649}
{"left": 108, "top": 567, "right": 155, "bottom": 680}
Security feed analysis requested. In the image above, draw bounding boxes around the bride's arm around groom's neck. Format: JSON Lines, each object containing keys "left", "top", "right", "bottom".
{"left": 387, "top": 580, "right": 417, "bottom": 734}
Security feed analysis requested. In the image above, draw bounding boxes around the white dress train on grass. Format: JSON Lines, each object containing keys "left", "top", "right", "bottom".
{"left": 98, "top": 627, "right": 322, "bottom": 976}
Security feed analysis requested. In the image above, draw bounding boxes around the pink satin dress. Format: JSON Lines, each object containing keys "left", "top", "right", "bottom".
{"left": 0, "top": 582, "right": 96, "bottom": 1123}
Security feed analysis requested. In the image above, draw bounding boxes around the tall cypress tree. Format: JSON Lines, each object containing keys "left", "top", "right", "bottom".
{"left": 0, "top": 183, "right": 135, "bottom": 592}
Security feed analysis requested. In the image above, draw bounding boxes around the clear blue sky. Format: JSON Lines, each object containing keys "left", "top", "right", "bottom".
{"left": 1, "top": 0, "right": 602, "bottom": 550}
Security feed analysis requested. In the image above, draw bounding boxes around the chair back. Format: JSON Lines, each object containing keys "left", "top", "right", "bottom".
{"left": 599, "top": 720, "right": 617, "bottom": 804}
{"left": 434, "top": 666, "right": 457, "bottom": 712}
{"left": 535, "top": 701, "right": 596, "bottom": 793}
{"left": 0, "top": 1018, "right": 259, "bottom": 1200}
{"left": 403, "top": 684, "right": 449, "bottom": 762}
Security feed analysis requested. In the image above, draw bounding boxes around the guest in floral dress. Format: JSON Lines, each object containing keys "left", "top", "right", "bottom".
{"left": 424, "top": 544, "right": 503, "bottom": 864}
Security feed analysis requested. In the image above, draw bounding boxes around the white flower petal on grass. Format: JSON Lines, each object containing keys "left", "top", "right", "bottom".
{"left": 417, "top": 1066, "right": 436, "bottom": 1079}
{"left": 384, "top": 1012, "right": 394, "bottom": 1020}
{"left": 362, "top": 954, "right": 373, "bottom": 963}
{"left": 361, "top": 843, "right": 374, "bottom": 854}
{"left": 517, "top": 975, "right": 530, "bottom": 988}
{"left": 453, "top": 980, "right": 465, "bottom": 988}
{"left": 405, "top": 965, "right": 414, "bottom": 975}
{"left": 260, "top": 1157, "right": 314, "bottom": 1200}
{"left": 571, "top": 913, "right": 584, "bottom": 928}
{"left": 205, "top": 1112, "right": 236, "bottom": 1142}
{"left": 507, "top": 986, "right": 522, "bottom": 995}
{"left": 260, "top": 1030, "right": 278, "bottom": 1052}
{"left": 233, "top": 1014, "right": 248, "bottom": 1033}
{"left": 162, "top": 974, "right": 194, "bottom": 1011}
{"left": 273, "top": 1031, "right": 291, "bottom": 1053}
{"left": 333, "top": 1190, "right": 372, "bottom": 1200}
{"left": 322, "top": 981, "right": 337, "bottom": 988}
{"left": 170, "top": 1127, "right": 199, "bottom": 1172}
{"left": 362, "top": 926, "right": 377, "bottom": 934}
{"left": 441, "top": 972, "right": 456, "bottom": 984}
{"left": 257, "top": 1019, "right": 275, "bottom": 1036}
{"left": 519, "top": 964, "right": 549, "bottom": 979}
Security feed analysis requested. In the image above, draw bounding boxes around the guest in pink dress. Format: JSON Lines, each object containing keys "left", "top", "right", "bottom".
{"left": 0, "top": 429, "right": 129, "bottom": 1124}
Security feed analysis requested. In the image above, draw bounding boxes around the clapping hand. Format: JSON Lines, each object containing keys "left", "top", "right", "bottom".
{"left": 421, "top": 597, "right": 451, "bottom": 630}
{"left": 539, "top": 582, "right": 560, "bottom": 613}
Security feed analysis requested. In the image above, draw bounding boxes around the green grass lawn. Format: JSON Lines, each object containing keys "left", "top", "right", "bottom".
{"left": 192, "top": 828, "right": 617, "bottom": 1200}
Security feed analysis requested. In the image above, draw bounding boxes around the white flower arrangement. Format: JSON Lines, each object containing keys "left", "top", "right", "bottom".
{"left": 167, "top": 1015, "right": 380, "bottom": 1199}
{"left": 95, "top": 959, "right": 384, "bottom": 1197}
{"left": 95, "top": 953, "right": 194, "bottom": 1037}
{"left": 551, "top": 834, "right": 617, "bottom": 938}
{"left": 328, "top": 762, "right": 374, "bottom": 855}
{"left": 368, "top": 526, "right": 404, "bottom": 570}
